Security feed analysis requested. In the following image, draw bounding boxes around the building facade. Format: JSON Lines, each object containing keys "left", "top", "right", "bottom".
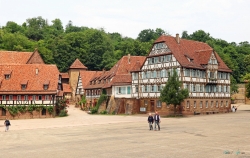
{"left": 131, "top": 34, "right": 232, "bottom": 115}
{"left": 0, "top": 50, "right": 60, "bottom": 119}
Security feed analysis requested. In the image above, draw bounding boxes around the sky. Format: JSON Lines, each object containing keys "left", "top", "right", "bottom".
{"left": 0, "top": 0, "right": 249, "bottom": 44}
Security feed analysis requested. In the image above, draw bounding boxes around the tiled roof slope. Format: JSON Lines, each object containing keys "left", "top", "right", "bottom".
{"left": 62, "top": 83, "right": 71, "bottom": 93}
{"left": 70, "top": 59, "right": 87, "bottom": 69}
{"left": 0, "top": 64, "right": 59, "bottom": 94}
{"left": 0, "top": 51, "right": 33, "bottom": 64}
{"left": 153, "top": 35, "right": 232, "bottom": 72}
{"left": 85, "top": 55, "right": 146, "bottom": 89}
{"left": 79, "top": 71, "right": 101, "bottom": 88}
{"left": 60, "top": 73, "right": 69, "bottom": 78}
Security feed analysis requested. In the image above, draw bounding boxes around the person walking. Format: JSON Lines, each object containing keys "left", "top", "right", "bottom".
{"left": 4, "top": 118, "right": 11, "bottom": 132}
{"left": 148, "top": 113, "right": 154, "bottom": 130}
{"left": 154, "top": 111, "right": 161, "bottom": 131}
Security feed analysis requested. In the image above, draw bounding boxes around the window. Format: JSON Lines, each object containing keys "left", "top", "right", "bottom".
{"left": 43, "top": 84, "right": 49, "bottom": 90}
{"left": 32, "top": 95, "right": 36, "bottom": 101}
{"left": 211, "top": 101, "right": 213, "bottom": 108}
{"left": 9, "top": 95, "right": 13, "bottom": 101}
{"left": 42, "top": 108, "right": 46, "bottom": 115}
{"left": 187, "top": 101, "right": 190, "bottom": 108}
{"left": 24, "top": 95, "right": 28, "bottom": 101}
{"left": 5, "top": 75, "right": 10, "bottom": 79}
{"left": 156, "top": 100, "right": 162, "bottom": 107}
{"left": 117, "top": 87, "right": 126, "bottom": 94}
{"left": 135, "top": 85, "right": 138, "bottom": 93}
{"left": 206, "top": 101, "right": 208, "bottom": 108}
{"left": 226, "top": 101, "right": 228, "bottom": 107}
{"left": 151, "top": 85, "right": 154, "bottom": 92}
{"left": 194, "top": 101, "right": 196, "bottom": 108}
{"left": 144, "top": 100, "right": 148, "bottom": 106}
{"left": 158, "top": 85, "right": 161, "bottom": 92}
{"left": 21, "top": 84, "right": 27, "bottom": 90}
{"left": 184, "top": 69, "right": 190, "bottom": 76}
{"left": 216, "top": 101, "right": 218, "bottom": 107}
{"left": 2, "top": 95, "right": 6, "bottom": 101}
{"left": 17, "top": 95, "right": 21, "bottom": 101}
{"left": 221, "top": 101, "right": 223, "bottom": 107}
{"left": 127, "top": 87, "right": 131, "bottom": 94}
{"left": 200, "top": 101, "right": 203, "bottom": 108}
{"left": 38, "top": 95, "right": 42, "bottom": 100}
{"left": 2, "top": 108, "right": 6, "bottom": 116}
{"left": 145, "top": 85, "right": 148, "bottom": 92}
{"left": 45, "top": 95, "right": 49, "bottom": 101}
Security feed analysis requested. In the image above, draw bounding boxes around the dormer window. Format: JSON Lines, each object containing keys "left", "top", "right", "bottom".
{"left": 5, "top": 75, "right": 10, "bottom": 79}
{"left": 21, "top": 80, "right": 28, "bottom": 90}
{"left": 43, "top": 80, "right": 50, "bottom": 90}
{"left": 4, "top": 71, "right": 12, "bottom": 80}
{"left": 21, "top": 85, "right": 27, "bottom": 90}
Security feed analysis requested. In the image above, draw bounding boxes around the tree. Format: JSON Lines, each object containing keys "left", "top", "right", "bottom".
{"left": 160, "top": 69, "right": 189, "bottom": 115}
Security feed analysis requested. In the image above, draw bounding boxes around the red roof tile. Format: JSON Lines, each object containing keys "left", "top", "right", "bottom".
{"left": 69, "top": 59, "right": 87, "bottom": 69}
{"left": 79, "top": 71, "right": 101, "bottom": 88}
{"left": 153, "top": 35, "right": 232, "bottom": 72}
{"left": 62, "top": 83, "right": 71, "bottom": 93}
{"left": 60, "top": 73, "right": 69, "bottom": 78}
{"left": 85, "top": 55, "right": 146, "bottom": 89}
{"left": 0, "top": 64, "right": 59, "bottom": 94}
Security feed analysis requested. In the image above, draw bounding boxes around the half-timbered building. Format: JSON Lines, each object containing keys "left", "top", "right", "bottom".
{"left": 0, "top": 50, "right": 60, "bottom": 119}
{"left": 85, "top": 55, "right": 146, "bottom": 113}
{"left": 131, "top": 34, "right": 232, "bottom": 115}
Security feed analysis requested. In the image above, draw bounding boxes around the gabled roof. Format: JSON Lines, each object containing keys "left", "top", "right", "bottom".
{"left": 79, "top": 71, "right": 101, "bottom": 88}
{"left": 152, "top": 35, "right": 232, "bottom": 72}
{"left": 0, "top": 64, "right": 59, "bottom": 94}
{"left": 0, "top": 50, "right": 45, "bottom": 65}
{"left": 85, "top": 55, "right": 146, "bottom": 89}
{"left": 69, "top": 59, "right": 87, "bottom": 69}
{"left": 0, "top": 51, "right": 33, "bottom": 64}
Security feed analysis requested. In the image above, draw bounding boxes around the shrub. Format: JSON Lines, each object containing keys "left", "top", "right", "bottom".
{"left": 90, "top": 107, "right": 98, "bottom": 114}
{"left": 7, "top": 106, "right": 18, "bottom": 116}
{"left": 100, "top": 110, "right": 107, "bottom": 114}
{"left": 16, "top": 105, "right": 27, "bottom": 113}
{"left": 59, "top": 110, "right": 68, "bottom": 117}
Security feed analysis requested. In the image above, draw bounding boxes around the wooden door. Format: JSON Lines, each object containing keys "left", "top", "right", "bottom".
{"left": 150, "top": 100, "right": 155, "bottom": 112}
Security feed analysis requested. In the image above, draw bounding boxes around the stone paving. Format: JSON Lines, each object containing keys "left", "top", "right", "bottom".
{"left": 0, "top": 104, "right": 250, "bottom": 158}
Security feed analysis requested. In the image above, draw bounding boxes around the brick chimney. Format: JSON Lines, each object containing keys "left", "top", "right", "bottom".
{"left": 176, "top": 33, "right": 180, "bottom": 44}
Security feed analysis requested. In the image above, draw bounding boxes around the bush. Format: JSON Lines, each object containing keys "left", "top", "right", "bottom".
{"left": 100, "top": 110, "right": 107, "bottom": 114}
{"left": 59, "top": 110, "right": 68, "bottom": 117}
{"left": 112, "top": 111, "right": 116, "bottom": 115}
{"left": 90, "top": 107, "right": 98, "bottom": 114}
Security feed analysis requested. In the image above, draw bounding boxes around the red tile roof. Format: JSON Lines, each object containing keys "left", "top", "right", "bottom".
{"left": 153, "top": 35, "right": 232, "bottom": 72}
{"left": 79, "top": 71, "right": 101, "bottom": 88}
{"left": 69, "top": 59, "right": 87, "bottom": 69}
{"left": 0, "top": 51, "right": 33, "bottom": 64}
{"left": 60, "top": 73, "right": 69, "bottom": 78}
{"left": 0, "top": 64, "right": 59, "bottom": 94}
{"left": 85, "top": 55, "right": 146, "bottom": 89}
{"left": 62, "top": 83, "right": 71, "bottom": 93}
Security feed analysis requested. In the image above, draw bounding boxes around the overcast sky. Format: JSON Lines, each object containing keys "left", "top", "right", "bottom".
{"left": 0, "top": 0, "right": 249, "bottom": 43}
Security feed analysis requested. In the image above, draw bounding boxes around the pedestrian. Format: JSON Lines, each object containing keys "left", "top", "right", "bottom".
{"left": 4, "top": 118, "right": 11, "bottom": 132}
{"left": 154, "top": 111, "right": 161, "bottom": 131}
{"left": 148, "top": 113, "right": 154, "bottom": 130}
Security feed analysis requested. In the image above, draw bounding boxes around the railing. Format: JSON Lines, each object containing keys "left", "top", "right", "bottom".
{"left": 0, "top": 100, "right": 54, "bottom": 105}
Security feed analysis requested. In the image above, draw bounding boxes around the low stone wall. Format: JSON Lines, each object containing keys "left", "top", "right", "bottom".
{"left": 0, "top": 108, "right": 53, "bottom": 120}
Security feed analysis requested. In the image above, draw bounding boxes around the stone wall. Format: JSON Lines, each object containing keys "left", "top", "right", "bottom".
{"left": 0, "top": 108, "right": 53, "bottom": 120}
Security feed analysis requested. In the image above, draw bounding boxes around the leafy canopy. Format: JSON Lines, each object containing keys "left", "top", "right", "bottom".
{"left": 160, "top": 69, "right": 189, "bottom": 106}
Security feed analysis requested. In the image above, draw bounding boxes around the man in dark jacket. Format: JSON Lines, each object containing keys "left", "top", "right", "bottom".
{"left": 4, "top": 118, "right": 10, "bottom": 132}
{"left": 148, "top": 113, "right": 154, "bottom": 130}
{"left": 154, "top": 111, "right": 161, "bottom": 131}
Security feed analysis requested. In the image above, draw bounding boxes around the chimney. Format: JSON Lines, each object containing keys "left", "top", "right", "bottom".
{"left": 128, "top": 54, "right": 130, "bottom": 64}
{"left": 176, "top": 33, "right": 180, "bottom": 44}
{"left": 36, "top": 68, "right": 39, "bottom": 75}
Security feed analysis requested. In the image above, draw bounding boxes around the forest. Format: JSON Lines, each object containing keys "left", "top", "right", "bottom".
{"left": 0, "top": 16, "right": 250, "bottom": 86}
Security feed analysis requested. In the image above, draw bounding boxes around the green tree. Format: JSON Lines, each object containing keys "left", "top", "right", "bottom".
{"left": 160, "top": 69, "right": 189, "bottom": 115}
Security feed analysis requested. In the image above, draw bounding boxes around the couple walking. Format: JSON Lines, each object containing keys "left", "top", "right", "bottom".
{"left": 147, "top": 112, "right": 160, "bottom": 131}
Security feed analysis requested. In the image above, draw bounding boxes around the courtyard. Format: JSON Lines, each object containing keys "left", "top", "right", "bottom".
{"left": 0, "top": 104, "right": 250, "bottom": 158}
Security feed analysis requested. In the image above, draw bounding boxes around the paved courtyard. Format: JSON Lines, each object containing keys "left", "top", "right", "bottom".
{"left": 0, "top": 104, "right": 250, "bottom": 158}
